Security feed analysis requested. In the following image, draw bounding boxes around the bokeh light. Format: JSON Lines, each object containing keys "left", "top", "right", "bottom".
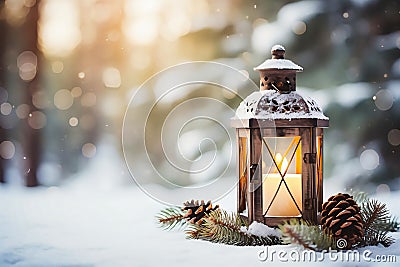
{"left": 102, "top": 67, "right": 121, "bottom": 88}
{"left": 16, "top": 104, "right": 30, "bottom": 119}
{"left": 69, "top": 117, "right": 79, "bottom": 127}
{"left": 82, "top": 143, "right": 96, "bottom": 158}
{"left": 71, "top": 87, "right": 82, "bottom": 98}
{"left": 28, "top": 111, "right": 47, "bottom": 129}
{"left": 0, "top": 102, "right": 13, "bottom": 115}
{"left": 373, "top": 89, "right": 394, "bottom": 111}
{"left": 54, "top": 89, "right": 73, "bottom": 110}
{"left": 292, "top": 21, "right": 306, "bottom": 35}
{"left": 0, "top": 140, "right": 16, "bottom": 159}
{"left": 388, "top": 129, "right": 400, "bottom": 146}
{"left": 4, "top": 0, "right": 32, "bottom": 25}
{"left": 376, "top": 183, "right": 390, "bottom": 194}
{"left": 39, "top": 0, "right": 81, "bottom": 57}
{"left": 78, "top": 72, "right": 85, "bottom": 79}
{"left": 360, "top": 149, "right": 379, "bottom": 170}
{"left": 32, "top": 91, "right": 49, "bottom": 109}
{"left": 123, "top": 0, "right": 161, "bottom": 45}
{"left": 17, "top": 51, "right": 37, "bottom": 81}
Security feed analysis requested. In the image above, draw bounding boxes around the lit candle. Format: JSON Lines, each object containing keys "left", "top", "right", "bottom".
{"left": 262, "top": 153, "right": 302, "bottom": 216}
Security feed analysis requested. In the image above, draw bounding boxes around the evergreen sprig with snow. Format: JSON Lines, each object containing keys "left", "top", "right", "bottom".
{"left": 157, "top": 203, "right": 281, "bottom": 246}
{"left": 186, "top": 210, "right": 281, "bottom": 246}
{"left": 157, "top": 194, "right": 398, "bottom": 250}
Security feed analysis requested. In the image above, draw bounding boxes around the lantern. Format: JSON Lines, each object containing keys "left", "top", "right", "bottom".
{"left": 231, "top": 45, "right": 329, "bottom": 226}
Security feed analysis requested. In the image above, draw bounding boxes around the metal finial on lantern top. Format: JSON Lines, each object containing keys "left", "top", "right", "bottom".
{"left": 271, "top": 44, "right": 285, "bottom": 59}
{"left": 254, "top": 44, "right": 303, "bottom": 93}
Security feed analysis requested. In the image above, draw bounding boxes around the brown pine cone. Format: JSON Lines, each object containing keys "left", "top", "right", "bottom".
{"left": 182, "top": 200, "right": 219, "bottom": 225}
{"left": 321, "top": 193, "right": 364, "bottom": 249}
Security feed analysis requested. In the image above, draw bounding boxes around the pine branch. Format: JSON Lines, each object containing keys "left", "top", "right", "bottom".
{"left": 360, "top": 199, "right": 395, "bottom": 247}
{"left": 281, "top": 225, "right": 316, "bottom": 251}
{"left": 279, "top": 219, "right": 335, "bottom": 251}
{"left": 363, "top": 229, "right": 395, "bottom": 247}
{"left": 362, "top": 199, "right": 389, "bottom": 231}
{"left": 186, "top": 210, "right": 281, "bottom": 246}
{"left": 156, "top": 207, "right": 186, "bottom": 230}
{"left": 353, "top": 191, "right": 398, "bottom": 232}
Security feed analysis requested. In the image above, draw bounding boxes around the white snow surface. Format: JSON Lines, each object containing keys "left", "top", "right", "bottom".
{"left": 1, "top": 181, "right": 399, "bottom": 266}
{"left": 241, "top": 221, "right": 282, "bottom": 238}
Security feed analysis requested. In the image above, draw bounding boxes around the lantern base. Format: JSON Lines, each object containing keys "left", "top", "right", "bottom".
{"left": 240, "top": 214, "right": 306, "bottom": 227}
{"left": 263, "top": 216, "right": 302, "bottom": 226}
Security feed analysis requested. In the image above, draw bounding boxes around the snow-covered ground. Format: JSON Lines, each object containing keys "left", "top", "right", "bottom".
{"left": 0, "top": 145, "right": 399, "bottom": 267}
{"left": 1, "top": 182, "right": 399, "bottom": 266}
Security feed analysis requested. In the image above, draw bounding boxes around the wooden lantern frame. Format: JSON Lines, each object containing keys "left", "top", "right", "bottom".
{"left": 232, "top": 45, "right": 329, "bottom": 226}
{"left": 232, "top": 118, "right": 328, "bottom": 226}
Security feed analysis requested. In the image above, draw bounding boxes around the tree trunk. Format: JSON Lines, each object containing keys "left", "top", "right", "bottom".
{"left": 21, "top": 1, "right": 41, "bottom": 187}
{"left": 0, "top": 1, "right": 7, "bottom": 183}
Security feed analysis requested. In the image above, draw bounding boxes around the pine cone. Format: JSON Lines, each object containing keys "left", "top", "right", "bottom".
{"left": 321, "top": 193, "right": 363, "bottom": 249}
{"left": 182, "top": 200, "right": 219, "bottom": 225}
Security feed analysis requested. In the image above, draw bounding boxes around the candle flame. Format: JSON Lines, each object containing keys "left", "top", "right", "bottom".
{"left": 275, "top": 153, "right": 289, "bottom": 173}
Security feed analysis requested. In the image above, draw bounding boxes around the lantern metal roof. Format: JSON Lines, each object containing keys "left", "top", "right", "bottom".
{"left": 232, "top": 45, "right": 329, "bottom": 127}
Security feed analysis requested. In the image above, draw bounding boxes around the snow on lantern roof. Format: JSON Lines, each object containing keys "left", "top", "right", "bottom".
{"left": 271, "top": 44, "right": 285, "bottom": 51}
{"left": 254, "top": 45, "right": 303, "bottom": 71}
{"left": 235, "top": 90, "right": 329, "bottom": 120}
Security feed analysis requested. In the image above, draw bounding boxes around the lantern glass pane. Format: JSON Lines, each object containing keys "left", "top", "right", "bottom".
{"left": 316, "top": 134, "right": 323, "bottom": 211}
{"left": 262, "top": 136, "right": 302, "bottom": 217}
{"left": 238, "top": 137, "right": 248, "bottom": 214}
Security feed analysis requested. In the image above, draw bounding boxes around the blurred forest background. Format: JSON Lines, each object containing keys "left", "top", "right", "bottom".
{"left": 0, "top": 0, "right": 399, "bottom": 193}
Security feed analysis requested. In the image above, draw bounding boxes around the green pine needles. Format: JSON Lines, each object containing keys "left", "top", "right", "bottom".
{"left": 359, "top": 198, "right": 396, "bottom": 247}
{"left": 187, "top": 209, "right": 281, "bottom": 246}
{"left": 156, "top": 207, "right": 186, "bottom": 230}
{"left": 279, "top": 219, "right": 335, "bottom": 251}
{"left": 156, "top": 206, "right": 281, "bottom": 246}
{"left": 351, "top": 191, "right": 398, "bottom": 247}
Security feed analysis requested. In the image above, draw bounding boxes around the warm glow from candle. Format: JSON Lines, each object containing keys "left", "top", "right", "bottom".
{"left": 274, "top": 152, "right": 289, "bottom": 173}
{"left": 263, "top": 153, "right": 302, "bottom": 217}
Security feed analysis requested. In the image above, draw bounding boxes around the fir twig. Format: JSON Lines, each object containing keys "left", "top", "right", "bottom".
{"left": 279, "top": 219, "right": 335, "bottom": 251}
{"left": 281, "top": 225, "right": 316, "bottom": 251}
{"left": 156, "top": 207, "right": 186, "bottom": 230}
{"left": 360, "top": 199, "right": 395, "bottom": 247}
{"left": 362, "top": 199, "right": 389, "bottom": 231}
{"left": 352, "top": 191, "right": 398, "bottom": 232}
{"left": 187, "top": 210, "right": 281, "bottom": 246}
